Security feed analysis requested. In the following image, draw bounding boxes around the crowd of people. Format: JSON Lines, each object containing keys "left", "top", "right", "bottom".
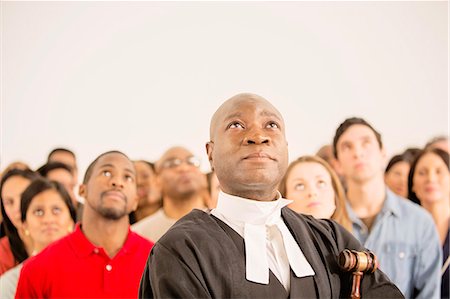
{"left": 0, "top": 93, "right": 448, "bottom": 298}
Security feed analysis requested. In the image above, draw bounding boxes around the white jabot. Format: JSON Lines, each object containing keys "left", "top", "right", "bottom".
{"left": 211, "top": 191, "right": 315, "bottom": 291}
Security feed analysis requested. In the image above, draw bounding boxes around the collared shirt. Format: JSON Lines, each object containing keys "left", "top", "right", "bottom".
{"left": 131, "top": 208, "right": 177, "bottom": 242}
{"left": 15, "top": 223, "right": 153, "bottom": 298}
{"left": 347, "top": 188, "right": 442, "bottom": 299}
{"left": 211, "top": 191, "right": 314, "bottom": 292}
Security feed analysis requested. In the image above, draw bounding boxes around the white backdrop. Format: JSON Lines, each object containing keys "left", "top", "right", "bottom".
{"left": 1, "top": 1, "right": 448, "bottom": 179}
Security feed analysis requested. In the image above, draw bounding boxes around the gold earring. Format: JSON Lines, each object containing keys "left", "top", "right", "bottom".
{"left": 24, "top": 230, "right": 30, "bottom": 236}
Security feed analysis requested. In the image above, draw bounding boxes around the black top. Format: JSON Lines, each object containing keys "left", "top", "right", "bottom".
{"left": 139, "top": 208, "right": 404, "bottom": 299}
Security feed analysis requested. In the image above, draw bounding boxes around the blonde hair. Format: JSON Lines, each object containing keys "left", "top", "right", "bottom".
{"left": 279, "top": 155, "right": 352, "bottom": 232}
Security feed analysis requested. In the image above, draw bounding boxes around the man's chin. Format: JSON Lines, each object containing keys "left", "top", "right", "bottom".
{"left": 238, "top": 175, "right": 279, "bottom": 190}
{"left": 98, "top": 207, "right": 128, "bottom": 220}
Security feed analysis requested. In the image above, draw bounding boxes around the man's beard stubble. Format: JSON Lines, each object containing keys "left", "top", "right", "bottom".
{"left": 95, "top": 191, "right": 129, "bottom": 220}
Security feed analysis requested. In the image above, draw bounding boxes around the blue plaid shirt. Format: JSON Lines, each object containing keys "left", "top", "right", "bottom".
{"left": 347, "top": 188, "right": 442, "bottom": 299}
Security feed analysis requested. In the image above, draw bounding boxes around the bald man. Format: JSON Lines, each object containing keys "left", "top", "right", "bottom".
{"left": 139, "top": 94, "right": 403, "bottom": 299}
{"left": 132, "top": 146, "right": 206, "bottom": 242}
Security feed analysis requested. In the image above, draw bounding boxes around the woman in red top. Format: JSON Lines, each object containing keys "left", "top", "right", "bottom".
{"left": 0, "top": 169, "right": 38, "bottom": 275}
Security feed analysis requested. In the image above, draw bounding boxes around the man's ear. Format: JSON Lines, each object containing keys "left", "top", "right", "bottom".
{"left": 78, "top": 184, "right": 86, "bottom": 198}
{"left": 206, "top": 141, "right": 214, "bottom": 171}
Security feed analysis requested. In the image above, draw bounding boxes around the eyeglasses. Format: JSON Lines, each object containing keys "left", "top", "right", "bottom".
{"left": 160, "top": 156, "right": 201, "bottom": 170}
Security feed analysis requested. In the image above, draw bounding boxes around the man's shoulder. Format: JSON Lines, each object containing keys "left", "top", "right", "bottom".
{"left": 132, "top": 209, "right": 168, "bottom": 231}
{"left": 132, "top": 212, "right": 158, "bottom": 228}
{"left": 157, "top": 209, "right": 221, "bottom": 244}
{"left": 282, "top": 207, "right": 337, "bottom": 231}
{"left": 128, "top": 230, "right": 154, "bottom": 249}
{"left": 282, "top": 207, "right": 361, "bottom": 251}
{"left": 392, "top": 194, "right": 434, "bottom": 222}
{"left": 168, "top": 209, "right": 216, "bottom": 232}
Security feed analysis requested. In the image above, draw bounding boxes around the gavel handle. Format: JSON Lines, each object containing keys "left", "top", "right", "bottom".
{"left": 351, "top": 271, "right": 363, "bottom": 299}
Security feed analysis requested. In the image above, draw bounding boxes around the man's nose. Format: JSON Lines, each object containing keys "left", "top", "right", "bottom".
{"left": 110, "top": 176, "right": 124, "bottom": 189}
{"left": 353, "top": 144, "right": 364, "bottom": 159}
{"left": 176, "top": 162, "right": 191, "bottom": 172}
{"left": 244, "top": 129, "right": 270, "bottom": 145}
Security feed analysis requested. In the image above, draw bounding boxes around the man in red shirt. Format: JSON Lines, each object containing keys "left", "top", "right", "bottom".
{"left": 16, "top": 151, "right": 154, "bottom": 298}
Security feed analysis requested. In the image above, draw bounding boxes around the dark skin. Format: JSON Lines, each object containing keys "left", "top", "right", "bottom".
{"left": 206, "top": 93, "right": 289, "bottom": 202}
{"left": 79, "top": 152, "right": 137, "bottom": 257}
{"left": 155, "top": 146, "right": 206, "bottom": 219}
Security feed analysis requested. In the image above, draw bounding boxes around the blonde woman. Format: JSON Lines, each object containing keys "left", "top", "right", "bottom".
{"left": 279, "top": 155, "right": 352, "bottom": 232}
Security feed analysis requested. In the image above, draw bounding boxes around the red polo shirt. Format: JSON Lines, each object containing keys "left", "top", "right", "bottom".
{"left": 15, "top": 223, "right": 153, "bottom": 298}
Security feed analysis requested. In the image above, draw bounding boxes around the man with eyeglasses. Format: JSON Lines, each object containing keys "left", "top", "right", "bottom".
{"left": 139, "top": 93, "right": 403, "bottom": 298}
{"left": 132, "top": 146, "right": 207, "bottom": 242}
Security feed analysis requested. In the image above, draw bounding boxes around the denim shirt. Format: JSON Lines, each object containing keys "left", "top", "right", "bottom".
{"left": 346, "top": 188, "right": 442, "bottom": 299}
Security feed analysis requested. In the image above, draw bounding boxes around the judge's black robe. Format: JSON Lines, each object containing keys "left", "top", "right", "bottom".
{"left": 139, "top": 208, "right": 404, "bottom": 299}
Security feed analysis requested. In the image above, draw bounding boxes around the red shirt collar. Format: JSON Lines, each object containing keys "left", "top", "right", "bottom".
{"left": 68, "top": 223, "right": 136, "bottom": 258}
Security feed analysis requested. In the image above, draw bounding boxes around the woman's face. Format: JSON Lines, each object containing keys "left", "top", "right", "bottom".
{"left": 1, "top": 176, "right": 32, "bottom": 229}
{"left": 385, "top": 161, "right": 410, "bottom": 198}
{"left": 285, "top": 162, "right": 336, "bottom": 219}
{"left": 23, "top": 189, "right": 74, "bottom": 252}
{"left": 134, "top": 161, "right": 161, "bottom": 207}
{"left": 413, "top": 152, "right": 450, "bottom": 205}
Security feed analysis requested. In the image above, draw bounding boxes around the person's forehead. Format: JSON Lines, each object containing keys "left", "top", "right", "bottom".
{"left": 5, "top": 175, "right": 30, "bottom": 184}
{"left": 222, "top": 99, "right": 282, "bottom": 120}
{"left": 48, "top": 168, "right": 72, "bottom": 178}
{"left": 161, "top": 147, "right": 193, "bottom": 161}
{"left": 293, "top": 161, "right": 328, "bottom": 175}
{"left": 32, "top": 189, "right": 60, "bottom": 201}
{"left": 339, "top": 124, "right": 376, "bottom": 142}
{"left": 134, "top": 161, "right": 154, "bottom": 172}
{"left": 95, "top": 153, "right": 134, "bottom": 171}
{"left": 2, "top": 176, "right": 30, "bottom": 196}
{"left": 50, "top": 152, "right": 75, "bottom": 162}
{"left": 418, "top": 152, "right": 444, "bottom": 165}
{"left": 391, "top": 161, "right": 410, "bottom": 168}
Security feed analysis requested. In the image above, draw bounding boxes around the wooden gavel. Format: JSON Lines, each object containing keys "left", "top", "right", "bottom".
{"left": 338, "top": 249, "right": 379, "bottom": 299}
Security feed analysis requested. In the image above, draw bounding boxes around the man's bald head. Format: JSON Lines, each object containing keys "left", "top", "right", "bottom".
{"left": 206, "top": 93, "right": 288, "bottom": 201}
{"left": 209, "top": 93, "right": 284, "bottom": 141}
{"left": 155, "top": 146, "right": 204, "bottom": 200}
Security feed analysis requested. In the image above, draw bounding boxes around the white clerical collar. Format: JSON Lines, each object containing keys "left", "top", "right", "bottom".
{"left": 212, "top": 191, "right": 315, "bottom": 285}
{"left": 214, "top": 190, "right": 290, "bottom": 225}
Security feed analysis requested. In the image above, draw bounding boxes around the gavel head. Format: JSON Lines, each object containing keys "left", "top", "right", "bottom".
{"left": 338, "top": 249, "right": 379, "bottom": 273}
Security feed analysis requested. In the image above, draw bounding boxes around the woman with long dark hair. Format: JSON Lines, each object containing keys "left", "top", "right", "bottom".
{"left": 408, "top": 148, "right": 450, "bottom": 299}
{"left": 0, "top": 169, "right": 38, "bottom": 275}
{"left": 0, "top": 177, "right": 76, "bottom": 297}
